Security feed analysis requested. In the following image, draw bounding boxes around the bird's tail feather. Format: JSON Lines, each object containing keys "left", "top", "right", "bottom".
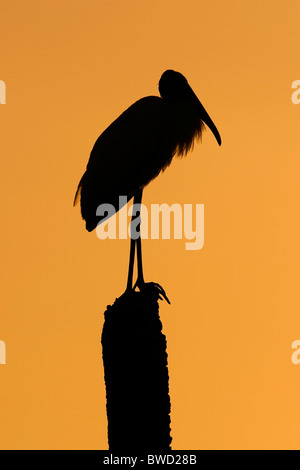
{"left": 73, "top": 174, "right": 85, "bottom": 206}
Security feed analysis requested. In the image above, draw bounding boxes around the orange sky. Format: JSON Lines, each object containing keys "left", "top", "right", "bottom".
{"left": 0, "top": 0, "right": 300, "bottom": 450}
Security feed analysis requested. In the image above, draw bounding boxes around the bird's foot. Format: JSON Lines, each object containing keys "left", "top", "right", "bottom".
{"left": 133, "top": 279, "right": 171, "bottom": 304}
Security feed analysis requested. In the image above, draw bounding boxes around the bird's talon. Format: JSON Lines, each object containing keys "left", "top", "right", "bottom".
{"left": 137, "top": 281, "right": 171, "bottom": 304}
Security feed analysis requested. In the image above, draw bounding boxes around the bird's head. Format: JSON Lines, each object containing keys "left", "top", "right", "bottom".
{"left": 159, "top": 70, "right": 222, "bottom": 146}
{"left": 159, "top": 70, "right": 190, "bottom": 101}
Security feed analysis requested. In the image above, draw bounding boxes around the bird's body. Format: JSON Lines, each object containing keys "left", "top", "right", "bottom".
{"left": 74, "top": 70, "right": 221, "bottom": 291}
{"left": 74, "top": 95, "right": 203, "bottom": 232}
{"left": 74, "top": 71, "right": 220, "bottom": 232}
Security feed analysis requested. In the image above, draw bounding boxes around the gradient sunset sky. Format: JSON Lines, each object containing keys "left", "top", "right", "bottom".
{"left": 0, "top": 0, "right": 300, "bottom": 449}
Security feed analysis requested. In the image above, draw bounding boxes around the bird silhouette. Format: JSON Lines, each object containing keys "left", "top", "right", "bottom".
{"left": 74, "top": 70, "right": 221, "bottom": 294}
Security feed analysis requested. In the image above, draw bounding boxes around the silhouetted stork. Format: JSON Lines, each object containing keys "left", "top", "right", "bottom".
{"left": 74, "top": 70, "right": 221, "bottom": 294}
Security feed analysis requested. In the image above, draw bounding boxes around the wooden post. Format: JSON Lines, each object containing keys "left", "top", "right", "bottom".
{"left": 101, "top": 283, "right": 172, "bottom": 452}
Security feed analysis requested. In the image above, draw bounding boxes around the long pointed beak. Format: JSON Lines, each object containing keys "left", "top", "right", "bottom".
{"left": 198, "top": 99, "right": 222, "bottom": 146}
{"left": 190, "top": 87, "right": 221, "bottom": 146}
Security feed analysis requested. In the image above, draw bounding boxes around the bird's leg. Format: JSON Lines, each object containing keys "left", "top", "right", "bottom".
{"left": 129, "top": 189, "right": 170, "bottom": 303}
{"left": 126, "top": 189, "right": 145, "bottom": 293}
{"left": 126, "top": 200, "right": 137, "bottom": 292}
{"left": 136, "top": 236, "right": 144, "bottom": 288}
{"left": 135, "top": 189, "right": 145, "bottom": 290}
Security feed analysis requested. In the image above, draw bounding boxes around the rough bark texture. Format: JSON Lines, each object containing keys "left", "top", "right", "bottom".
{"left": 101, "top": 283, "right": 172, "bottom": 452}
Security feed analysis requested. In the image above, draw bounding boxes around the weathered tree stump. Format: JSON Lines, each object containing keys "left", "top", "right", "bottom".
{"left": 101, "top": 283, "right": 172, "bottom": 452}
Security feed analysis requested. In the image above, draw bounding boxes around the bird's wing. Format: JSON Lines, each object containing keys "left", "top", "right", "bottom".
{"left": 75, "top": 96, "right": 174, "bottom": 231}
{"left": 87, "top": 96, "right": 169, "bottom": 184}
